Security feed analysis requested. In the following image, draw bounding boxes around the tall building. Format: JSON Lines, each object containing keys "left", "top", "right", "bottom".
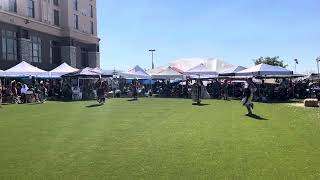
{"left": 0, "top": 0, "right": 100, "bottom": 70}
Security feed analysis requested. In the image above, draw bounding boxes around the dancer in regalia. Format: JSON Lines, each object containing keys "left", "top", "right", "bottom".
{"left": 192, "top": 79, "right": 202, "bottom": 105}
{"left": 132, "top": 79, "right": 139, "bottom": 100}
{"left": 241, "top": 78, "right": 257, "bottom": 115}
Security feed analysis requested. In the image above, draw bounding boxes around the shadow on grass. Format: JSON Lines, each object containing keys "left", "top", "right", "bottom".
{"left": 246, "top": 114, "right": 268, "bottom": 121}
{"left": 127, "top": 99, "right": 138, "bottom": 102}
{"left": 86, "top": 104, "right": 104, "bottom": 108}
{"left": 192, "top": 103, "right": 210, "bottom": 106}
{"left": 264, "top": 100, "right": 302, "bottom": 104}
{"left": 27, "top": 103, "right": 43, "bottom": 106}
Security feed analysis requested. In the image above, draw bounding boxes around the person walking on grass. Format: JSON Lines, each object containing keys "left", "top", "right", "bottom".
{"left": 242, "top": 78, "right": 257, "bottom": 115}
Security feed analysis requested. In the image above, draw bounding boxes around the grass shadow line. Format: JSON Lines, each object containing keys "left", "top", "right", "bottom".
{"left": 86, "top": 104, "right": 104, "bottom": 108}
{"left": 246, "top": 114, "right": 268, "bottom": 121}
{"left": 192, "top": 103, "right": 210, "bottom": 106}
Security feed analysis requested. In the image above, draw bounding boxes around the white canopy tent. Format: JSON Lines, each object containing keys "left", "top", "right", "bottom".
{"left": 120, "top": 65, "right": 151, "bottom": 79}
{"left": 0, "top": 61, "right": 48, "bottom": 77}
{"left": 49, "top": 63, "right": 79, "bottom": 78}
{"left": 147, "top": 66, "right": 167, "bottom": 76}
{"left": 169, "top": 58, "right": 234, "bottom": 73}
{"left": 152, "top": 66, "right": 184, "bottom": 80}
{"left": 236, "top": 64, "right": 293, "bottom": 77}
{"left": 219, "top": 66, "right": 247, "bottom": 76}
{"left": 220, "top": 66, "right": 247, "bottom": 74}
{"left": 184, "top": 63, "right": 218, "bottom": 79}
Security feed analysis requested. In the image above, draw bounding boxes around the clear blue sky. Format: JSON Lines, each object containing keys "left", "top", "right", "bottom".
{"left": 97, "top": 0, "right": 320, "bottom": 73}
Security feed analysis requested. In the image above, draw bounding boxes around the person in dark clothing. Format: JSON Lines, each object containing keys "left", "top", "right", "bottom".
{"left": 132, "top": 79, "right": 139, "bottom": 100}
{"left": 192, "top": 79, "right": 202, "bottom": 105}
{"left": 242, "top": 86, "right": 253, "bottom": 115}
{"left": 222, "top": 79, "right": 229, "bottom": 100}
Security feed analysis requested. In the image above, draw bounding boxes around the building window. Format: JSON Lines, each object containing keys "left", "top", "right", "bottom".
{"left": 50, "top": 41, "right": 61, "bottom": 64}
{"left": 28, "top": 0, "right": 35, "bottom": 18}
{"left": 81, "top": 48, "right": 89, "bottom": 67}
{"left": 73, "top": 0, "right": 78, "bottom": 11}
{"left": 31, "top": 36, "right": 42, "bottom": 63}
{"left": 53, "top": 0, "right": 59, "bottom": 6}
{"left": 74, "top": 14, "right": 79, "bottom": 30}
{"left": 9, "top": 0, "right": 17, "bottom": 13}
{"left": 90, "top": 21, "right": 94, "bottom": 35}
{"left": 54, "top": 10, "right": 60, "bottom": 26}
{"left": 1, "top": 30, "right": 17, "bottom": 61}
{"left": 90, "top": 5, "right": 93, "bottom": 18}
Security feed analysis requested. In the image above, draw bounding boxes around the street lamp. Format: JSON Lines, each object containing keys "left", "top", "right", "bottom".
{"left": 149, "top": 49, "right": 156, "bottom": 69}
{"left": 294, "top": 59, "right": 298, "bottom": 73}
{"left": 316, "top": 57, "right": 320, "bottom": 82}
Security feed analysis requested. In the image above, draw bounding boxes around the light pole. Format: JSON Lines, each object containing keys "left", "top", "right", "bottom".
{"left": 294, "top": 59, "right": 298, "bottom": 73}
{"left": 316, "top": 57, "right": 320, "bottom": 82}
{"left": 149, "top": 49, "right": 156, "bottom": 69}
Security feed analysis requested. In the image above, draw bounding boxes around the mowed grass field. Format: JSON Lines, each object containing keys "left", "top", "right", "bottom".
{"left": 0, "top": 98, "right": 319, "bottom": 180}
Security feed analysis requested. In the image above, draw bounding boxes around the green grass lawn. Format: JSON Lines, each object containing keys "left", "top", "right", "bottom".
{"left": 0, "top": 98, "right": 319, "bottom": 180}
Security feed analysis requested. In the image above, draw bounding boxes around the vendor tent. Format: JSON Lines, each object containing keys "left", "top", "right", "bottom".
{"left": 147, "top": 66, "right": 167, "bottom": 76}
{"left": 307, "top": 73, "right": 320, "bottom": 81}
{"left": 152, "top": 66, "right": 184, "bottom": 80}
{"left": 120, "top": 65, "right": 151, "bottom": 79}
{"left": 49, "top": 63, "right": 79, "bottom": 78}
{"left": 0, "top": 61, "right": 48, "bottom": 77}
{"left": 63, "top": 67, "right": 103, "bottom": 77}
{"left": 168, "top": 58, "right": 234, "bottom": 73}
{"left": 236, "top": 64, "right": 293, "bottom": 77}
{"left": 219, "top": 66, "right": 247, "bottom": 76}
{"left": 184, "top": 63, "right": 218, "bottom": 79}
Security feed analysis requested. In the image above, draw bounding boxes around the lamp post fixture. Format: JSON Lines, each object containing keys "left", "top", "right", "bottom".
{"left": 294, "top": 59, "right": 298, "bottom": 74}
{"left": 317, "top": 57, "right": 320, "bottom": 82}
{"left": 149, "top": 49, "right": 156, "bottom": 69}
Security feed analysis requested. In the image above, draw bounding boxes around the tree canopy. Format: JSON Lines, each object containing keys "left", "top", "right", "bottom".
{"left": 254, "top": 56, "right": 288, "bottom": 68}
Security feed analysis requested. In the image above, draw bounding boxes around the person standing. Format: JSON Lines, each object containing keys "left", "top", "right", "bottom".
{"left": 39, "top": 81, "right": 47, "bottom": 103}
{"left": 222, "top": 79, "right": 229, "bottom": 100}
{"left": 192, "top": 79, "right": 202, "bottom": 105}
{"left": 11, "top": 80, "right": 19, "bottom": 104}
{"left": 132, "top": 79, "right": 139, "bottom": 100}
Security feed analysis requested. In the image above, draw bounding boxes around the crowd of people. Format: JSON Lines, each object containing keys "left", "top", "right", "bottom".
{"left": 0, "top": 77, "right": 319, "bottom": 109}
{"left": 0, "top": 79, "right": 49, "bottom": 105}
{"left": 119, "top": 78, "right": 319, "bottom": 102}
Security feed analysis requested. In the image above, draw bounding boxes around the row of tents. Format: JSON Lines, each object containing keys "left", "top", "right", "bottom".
{"left": 120, "top": 59, "right": 297, "bottom": 80}
{"left": 0, "top": 59, "right": 307, "bottom": 80}
{"left": 0, "top": 61, "right": 111, "bottom": 78}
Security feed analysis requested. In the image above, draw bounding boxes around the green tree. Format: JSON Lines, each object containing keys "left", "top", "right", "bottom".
{"left": 254, "top": 56, "right": 288, "bottom": 68}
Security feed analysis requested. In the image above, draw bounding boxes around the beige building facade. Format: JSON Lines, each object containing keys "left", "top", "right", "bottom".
{"left": 0, "top": 0, "right": 100, "bottom": 70}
